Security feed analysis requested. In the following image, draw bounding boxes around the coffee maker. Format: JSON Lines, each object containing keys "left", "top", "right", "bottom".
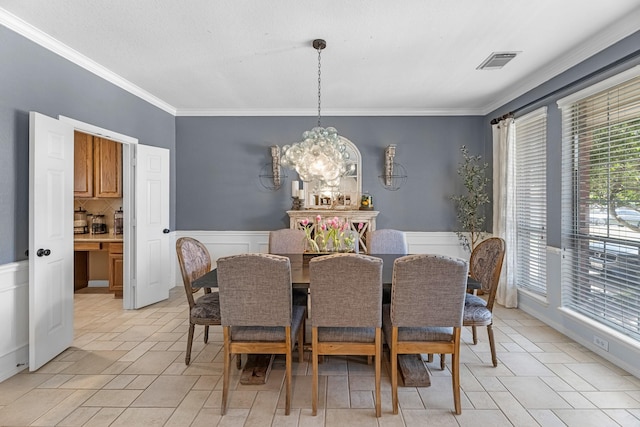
{"left": 74, "top": 207, "right": 88, "bottom": 234}
{"left": 113, "top": 207, "right": 124, "bottom": 235}
{"left": 91, "top": 214, "right": 107, "bottom": 234}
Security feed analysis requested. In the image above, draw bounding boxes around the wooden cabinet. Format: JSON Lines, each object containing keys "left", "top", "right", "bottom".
{"left": 74, "top": 239, "right": 123, "bottom": 298}
{"left": 74, "top": 131, "right": 122, "bottom": 198}
{"left": 74, "top": 131, "right": 94, "bottom": 197}
{"left": 109, "top": 242, "right": 124, "bottom": 298}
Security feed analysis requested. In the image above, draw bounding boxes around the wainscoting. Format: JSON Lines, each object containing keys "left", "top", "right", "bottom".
{"left": 0, "top": 261, "right": 29, "bottom": 382}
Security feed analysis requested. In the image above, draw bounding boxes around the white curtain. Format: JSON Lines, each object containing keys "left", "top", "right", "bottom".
{"left": 492, "top": 118, "right": 518, "bottom": 308}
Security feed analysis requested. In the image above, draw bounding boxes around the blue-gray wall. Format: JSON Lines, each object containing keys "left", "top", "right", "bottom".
{"left": 485, "top": 30, "right": 640, "bottom": 248}
{"left": 3, "top": 19, "right": 638, "bottom": 265}
{"left": 175, "top": 116, "right": 486, "bottom": 231}
{"left": 0, "top": 25, "right": 176, "bottom": 264}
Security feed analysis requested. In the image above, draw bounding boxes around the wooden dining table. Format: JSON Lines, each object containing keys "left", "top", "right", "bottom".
{"left": 192, "top": 253, "right": 479, "bottom": 387}
{"left": 194, "top": 253, "right": 481, "bottom": 289}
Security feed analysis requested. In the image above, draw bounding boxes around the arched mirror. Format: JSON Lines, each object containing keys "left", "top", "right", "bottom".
{"left": 304, "top": 137, "right": 361, "bottom": 209}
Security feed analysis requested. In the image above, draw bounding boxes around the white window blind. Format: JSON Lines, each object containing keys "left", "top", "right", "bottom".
{"left": 514, "top": 108, "right": 547, "bottom": 295}
{"left": 559, "top": 70, "right": 640, "bottom": 340}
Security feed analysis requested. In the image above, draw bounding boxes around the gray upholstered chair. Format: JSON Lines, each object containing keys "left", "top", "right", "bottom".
{"left": 268, "top": 228, "right": 306, "bottom": 253}
{"left": 309, "top": 253, "right": 383, "bottom": 417}
{"left": 369, "top": 229, "right": 408, "bottom": 304}
{"left": 383, "top": 254, "right": 468, "bottom": 415}
{"left": 461, "top": 237, "right": 506, "bottom": 367}
{"left": 369, "top": 229, "right": 408, "bottom": 254}
{"left": 176, "top": 237, "right": 221, "bottom": 365}
{"left": 268, "top": 228, "right": 309, "bottom": 307}
{"left": 217, "top": 253, "right": 306, "bottom": 416}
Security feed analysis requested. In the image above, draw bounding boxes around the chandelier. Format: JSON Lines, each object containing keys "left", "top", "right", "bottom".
{"left": 281, "top": 39, "right": 350, "bottom": 186}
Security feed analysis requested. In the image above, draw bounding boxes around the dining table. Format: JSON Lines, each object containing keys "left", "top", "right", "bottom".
{"left": 192, "top": 253, "right": 480, "bottom": 387}
{"left": 193, "top": 253, "right": 480, "bottom": 289}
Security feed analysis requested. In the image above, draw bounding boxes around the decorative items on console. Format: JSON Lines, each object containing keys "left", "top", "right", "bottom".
{"left": 300, "top": 215, "right": 359, "bottom": 253}
{"left": 288, "top": 209, "right": 378, "bottom": 254}
{"left": 291, "top": 180, "right": 305, "bottom": 210}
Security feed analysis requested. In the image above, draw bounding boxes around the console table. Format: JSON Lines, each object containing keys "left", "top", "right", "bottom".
{"left": 287, "top": 209, "right": 379, "bottom": 253}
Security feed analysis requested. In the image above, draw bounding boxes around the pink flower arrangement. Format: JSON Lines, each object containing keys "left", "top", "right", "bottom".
{"left": 300, "top": 215, "right": 358, "bottom": 252}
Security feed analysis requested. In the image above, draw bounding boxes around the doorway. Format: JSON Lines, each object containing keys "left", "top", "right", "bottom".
{"left": 73, "top": 130, "right": 124, "bottom": 299}
{"left": 60, "top": 116, "right": 137, "bottom": 309}
{"left": 30, "top": 112, "right": 171, "bottom": 370}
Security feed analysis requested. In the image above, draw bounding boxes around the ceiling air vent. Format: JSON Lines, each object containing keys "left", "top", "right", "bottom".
{"left": 477, "top": 52, "right": 519, "bottom": 70}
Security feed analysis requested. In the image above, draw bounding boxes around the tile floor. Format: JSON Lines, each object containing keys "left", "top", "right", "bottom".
{"left": 1, "top": 288, "right": 640, "bottom": 426}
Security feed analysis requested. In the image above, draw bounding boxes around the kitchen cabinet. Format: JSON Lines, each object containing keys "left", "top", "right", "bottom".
{"left": 74, "top": 131, "right": 122, "bottom": 198}
{"left": 74, "top": 131, "right": 94, "bottom": 197}
{"left": 74, "top": 237, "right": 123, "bottom": 298}
{"left": 109, "top": 242, "right": 124, "bottom": 298}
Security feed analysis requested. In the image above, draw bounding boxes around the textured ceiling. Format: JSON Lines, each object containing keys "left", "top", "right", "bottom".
{"left": 1, "top": 0, "right": 639, "bottom": 116}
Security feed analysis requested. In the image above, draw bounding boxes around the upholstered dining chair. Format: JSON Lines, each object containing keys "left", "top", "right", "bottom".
{"left": 268, "top": 228, "right": 309, "bottom": 307}
{"left": 461, "top": 237, "right": 506, "bottom": 367}
{"left": 384, "top": 254, "right": 468, "bottom": 415}
{"left": 176, "top": 237, "right": 221, "bottom": 365}
{"left": 438, "top": 237, "right": 506, "bottom": 369}
{"left": 369, "top": 229, "right": 408, "bottom": 254}
{"left": 268, "top": 228, "right": 306, "bottom": 253}
{"left": 217, "top": 253, "right": 306, "bottom": 416}
{"left": 369, "top": 229, "right": 408, "bottom": 304}
{"left": 309, "top": 253, "right": 383, "bottom": 417}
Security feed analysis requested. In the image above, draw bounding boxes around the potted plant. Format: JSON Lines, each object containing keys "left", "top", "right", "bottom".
{"left": 451, "top": 145, "right": 490, "bottom": 252}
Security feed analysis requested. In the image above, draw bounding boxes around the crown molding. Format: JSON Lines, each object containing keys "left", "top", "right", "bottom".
{"left": 0, "top": 7, "right": 177, "bottom": 116}
{"left": 174, "top": 107, "right": 485, "bottom": 117}
{"left": 3, "top": 5, "right": 638, "bottom": 119}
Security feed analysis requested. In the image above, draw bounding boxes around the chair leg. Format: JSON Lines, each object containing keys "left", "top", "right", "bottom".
{"left": 391, "top": 327, "right": 399, "bottom": 415}
{"left": 487, "top": 324, "right": 498, "bottom": 367}
{"left": 221, "top": 327, "right": 231, "bottom": 415}
{"left": 440, "top": 353, "right": 446, "bottom": 370}
{"left": 452, "top": 328, "right": 462, "bottom": 415}
{"left": 285, "top": 326, "right": 292, "bottom": 416}
{"left": 236, "top": 354, "right": 242, "bottom": 369}
{"left": 312, "top": 327, "right": 319, "bottom": 416}
{"left": 185, "top": 323, "right": 195, "bottom": 365}
{"left": 472, "top": 325, "right": 478, "bottom": 344}
{"left": 374, "top": 328, "right": 381, "bottom": 418}
{"left": 298, "top": 316, "right": 305, "bottom": 363}
{"left": 427, "top": 354, "right": 434, "bottom": 363}
{"left": 204, "top": 325, "right": 209, "bottom": 344}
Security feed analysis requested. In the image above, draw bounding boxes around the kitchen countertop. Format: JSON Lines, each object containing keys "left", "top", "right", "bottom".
{"left": 74, "top": 234, "right": 123, "bottom": 243}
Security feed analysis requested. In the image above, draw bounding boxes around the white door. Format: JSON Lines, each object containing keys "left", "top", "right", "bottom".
{"left": 28, "top": 112, "right": 74, "bottom": 371}
{"left": 133, "top": 144, "right": 170, "bottom": 308}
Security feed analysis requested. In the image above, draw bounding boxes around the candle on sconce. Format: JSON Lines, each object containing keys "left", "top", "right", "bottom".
{"left": 291, "top": 180, "right": 299, "bottom": 198}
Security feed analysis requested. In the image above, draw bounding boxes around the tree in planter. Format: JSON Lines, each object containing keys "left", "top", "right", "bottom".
{"left": 451, "top": 145, "right": 490, "bottom": 252}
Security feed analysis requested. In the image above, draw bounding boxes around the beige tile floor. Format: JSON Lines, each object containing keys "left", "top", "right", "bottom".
{"left": 1, "top": 288, "right": 640, "bottom": 426}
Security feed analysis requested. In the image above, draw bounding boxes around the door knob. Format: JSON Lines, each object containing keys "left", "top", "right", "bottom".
{"left": 36, "top": 248, "right": 51, "bottom": 257}
{"left": 163, "top": 228, "right": 170, "bottom": 234}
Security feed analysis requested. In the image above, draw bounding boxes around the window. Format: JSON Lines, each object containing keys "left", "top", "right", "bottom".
{"left": 514, "top": 108, "right": 548, "bottom": 295}
{"left": 559, "top": 70, "right": 640, "bottom": 340}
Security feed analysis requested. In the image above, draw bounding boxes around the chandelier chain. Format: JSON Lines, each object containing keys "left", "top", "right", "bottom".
{"left": 317, "top": 45, "right": 322, "bottom": 127}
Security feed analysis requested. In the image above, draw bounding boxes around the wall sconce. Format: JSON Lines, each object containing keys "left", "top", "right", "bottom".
{"left": 259, "top": 145, "right": 287, "bottom": 190}
{"left": 379, "top": 144, "right": 407, "bottom": 191}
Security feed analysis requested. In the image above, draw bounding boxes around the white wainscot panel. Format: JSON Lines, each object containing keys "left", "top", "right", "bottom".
{"left": 0, "top": 261, "right": 29, "bottom": 382}
{"left": 405, "top": 232, "right": 469, "bottom": 260}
